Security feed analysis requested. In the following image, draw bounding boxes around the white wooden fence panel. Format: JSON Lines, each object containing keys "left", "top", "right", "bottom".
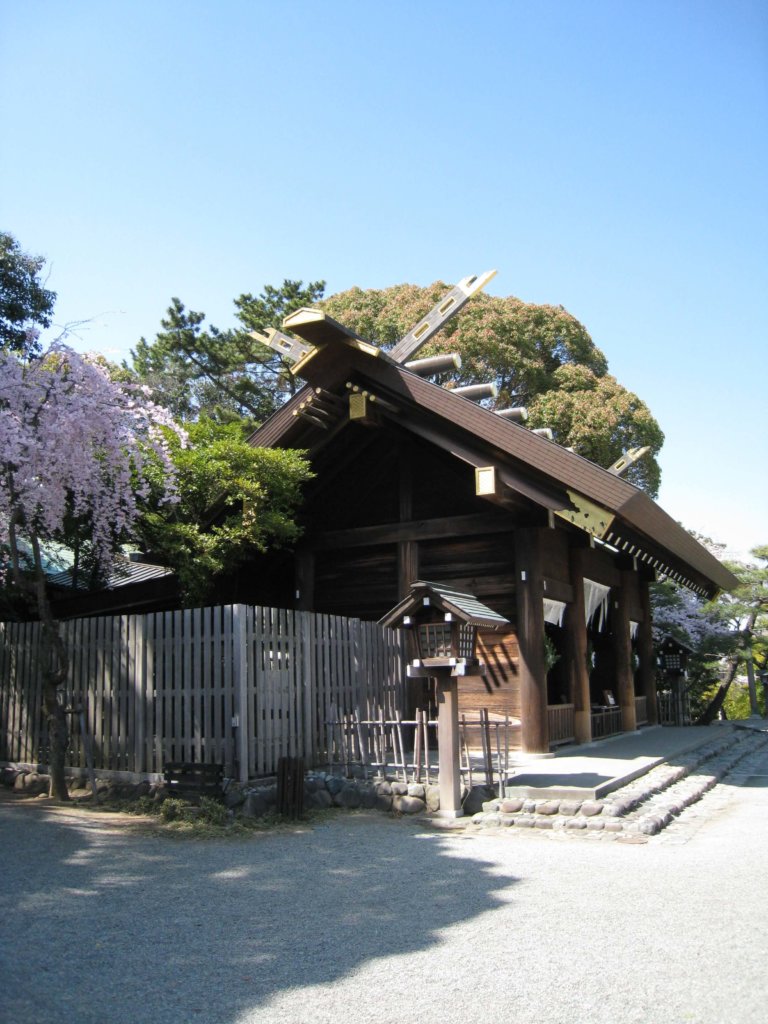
{"left": 0, "top": 605, "right": 404, "bottom": 779}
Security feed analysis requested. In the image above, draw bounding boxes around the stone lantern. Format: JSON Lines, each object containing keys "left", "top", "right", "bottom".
{"left": 380, "top": 581, "right": 509, "bottom": 816}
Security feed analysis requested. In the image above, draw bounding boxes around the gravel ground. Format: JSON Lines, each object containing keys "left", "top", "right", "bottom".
{"left": 2, "top": 740, "right": 767, "bottom": 1024}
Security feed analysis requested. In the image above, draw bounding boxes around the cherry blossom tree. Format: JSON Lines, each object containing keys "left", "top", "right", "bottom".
{"left": 0, "top": 343, "right": 184, "bottom": 798}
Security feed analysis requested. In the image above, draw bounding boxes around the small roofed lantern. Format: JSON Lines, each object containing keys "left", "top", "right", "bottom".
{"left": 380, "top": 582, "right": 509, "bottom": 818}
{"left": 658, "top": 636, "right": 691, "bottom": 676}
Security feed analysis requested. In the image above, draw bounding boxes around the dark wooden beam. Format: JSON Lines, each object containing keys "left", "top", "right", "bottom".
{"left": 308, "top": 512, "right": 516, "bottom": 551}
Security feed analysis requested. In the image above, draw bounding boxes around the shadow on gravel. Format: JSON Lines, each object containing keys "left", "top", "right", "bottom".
{"left": 0, "top": 802, "right": 519, "bottom": 1024}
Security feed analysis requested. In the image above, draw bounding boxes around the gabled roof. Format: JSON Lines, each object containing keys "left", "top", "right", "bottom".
{"left": 47, "top": 558, "right": 173, "bottom": 593}
{"left": 379, "top": 581, "right": 510, "bottom": 631}
{"left": 250, "top": 311, "right": 738, "bottom": 598}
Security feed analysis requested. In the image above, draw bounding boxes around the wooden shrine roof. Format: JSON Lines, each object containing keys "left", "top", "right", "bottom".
{"left": 379, "top": 581, "right": 511, "bottom": 630}
{"left": 249, "top": 311, "right": 738, "bottom": 598}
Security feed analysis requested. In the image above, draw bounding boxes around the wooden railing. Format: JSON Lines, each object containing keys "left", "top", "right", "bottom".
{"left": 590, "top": 706, "right": 623, "bottom": 739}
{"left": 547, "top": 703, "right": 575, "bottom": 746}
{"left": 635, "top": 695, "right": 648, "bottom": 726}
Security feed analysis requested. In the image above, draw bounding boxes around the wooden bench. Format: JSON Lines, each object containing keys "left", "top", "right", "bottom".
{"left": 163, "top": 762, "right": 225, "bottom": 801}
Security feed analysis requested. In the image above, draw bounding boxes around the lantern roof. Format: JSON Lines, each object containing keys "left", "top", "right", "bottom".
{"left": 379, "top": 580, "right": 509, "bottom": 631}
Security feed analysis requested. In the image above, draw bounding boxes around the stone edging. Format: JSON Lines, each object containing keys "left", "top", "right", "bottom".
{"left": 467, "top": 728, "right": 768, "bottom": 835}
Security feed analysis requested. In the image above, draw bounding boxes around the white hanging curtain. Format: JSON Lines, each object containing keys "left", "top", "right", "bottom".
{"left": 543, "top": 598, "right": 567, "bottom": 627}
{"left": 630, "top": 620, "right": 639, "bottom": 640}
{"left": 583, "top": 578, "right": 611, "bottom": 631}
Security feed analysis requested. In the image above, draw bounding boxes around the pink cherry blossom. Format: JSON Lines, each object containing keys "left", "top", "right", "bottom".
{"left": 0, "top": 343, "right": 185, "bottom": 577}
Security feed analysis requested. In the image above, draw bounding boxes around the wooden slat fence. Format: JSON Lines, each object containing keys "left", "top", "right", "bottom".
{"left": 0, "top": 605, "right": 405, "bottom": 783}
{"left": 547, "top": 703, "right": 575, "bottom": 746}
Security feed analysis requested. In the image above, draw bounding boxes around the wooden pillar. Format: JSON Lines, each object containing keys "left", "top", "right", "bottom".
{"left": 613, "top": 570, "right": 637, "bottom": 732}
{"left": 515, "top": 529, "right": 549, "bottom": 753}
{"left": 295, "top": 548, "right": 315, "bottom": 611}
{"left": 397, "top": 450, "right": 418, "bottom": 598}
{"left": 637, "top": 578, "right": 658, "bottom": 725}
{"left": 567, "top": 547, "right": 592, "bottom": 744}
{"left": 398, "top": 541, "right": 419, "bottom": 600}
{"left": 435, "top": 674, "right": 463, "bottom": 817}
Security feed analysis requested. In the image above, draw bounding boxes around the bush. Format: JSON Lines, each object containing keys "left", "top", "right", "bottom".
{"left": 198, "top": 796, "right": 229, "bottom": 826}
{"left": 159, "top": 798, "right": 188, "bottom": 822}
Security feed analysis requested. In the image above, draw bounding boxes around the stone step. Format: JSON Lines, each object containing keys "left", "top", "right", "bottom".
{"left": 469, "top": 727, "right": 768, "bottom": 836}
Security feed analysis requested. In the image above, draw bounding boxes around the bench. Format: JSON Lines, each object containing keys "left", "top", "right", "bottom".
{"left": 163, "top": 762, "right": 225, "bottom": 801}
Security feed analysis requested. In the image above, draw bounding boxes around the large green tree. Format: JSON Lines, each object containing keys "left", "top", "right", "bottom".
{"left": 129, "top": 279, "right": 325, "bottom": 424}
{"left": 136, "top": 418, "right": 313, "bottom": 602}
{"left": 697, "top": 546, "right": 768, "bottom": 721}
{"left": 322, "top": 283, "right": 664, "bottom": 494}
{"left": 0, "top": 231, "right": 56, "bottom": 356}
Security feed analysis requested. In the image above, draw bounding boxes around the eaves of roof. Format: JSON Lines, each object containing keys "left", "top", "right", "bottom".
{"left": 249, "top": 343, "right": 738, "bottom": 597}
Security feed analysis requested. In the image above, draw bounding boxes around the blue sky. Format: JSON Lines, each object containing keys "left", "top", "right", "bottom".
{"left": 2, "top": 0, "right": 766, "bottom": 561}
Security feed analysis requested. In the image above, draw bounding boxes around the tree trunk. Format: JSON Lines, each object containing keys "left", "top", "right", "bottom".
{"left": 9, "top": 520, "right": 70, "bottom": 800}
{"left": 696, "top": 658, "right": 739, "bottom": 726}
{"left": 33, "top": 537, "right": 70, "bottom": 801}
{"left": 43, "top": 680, "right": 69, "bottom": 799}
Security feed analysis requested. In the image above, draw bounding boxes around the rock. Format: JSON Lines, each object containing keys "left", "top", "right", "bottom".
{"left": 558, "top": 799, "right": 583, "bottom": 816}
{"left": 535, "top": 800, "right": 560, "bottom": 815}
{"left": 224, "top": 787, "right": 246, "bottom": 808}
{"left": 565, "top": 817, "right": 587, "bottom": 829}
{"left": 522, "top": 799, "right": 537, "bottom": 814}
{"left": 463, "top": 785, "right": 495, "bottom": 816}
{"left": 13, "top": 772, "right": 29, "bottom": 791}
{"left": 306, "top": 788, "right": 333, "bottom": 810}
{"left": 499, "top": 798, "right": 524, "bottom": 814}
{"left": 585, "top": 818, "right": 605, "bottom": 831}
{"left": 375, "top": 781, "right": 392, "bottom": 797}
{"left": 579, "top": 800, "right": 603, "bottom": 817}
{"left": 375, "top": 793, "right": 393, "bottom": 812}
{"left": 391, "top": 782, "right": 409, "bottom": 796}
{"left": 482, "top": 799, "right": 501, "bottom": 813}
{"left": 407, "top": 783, "right": 425, "bottom": 800}
{"left": 603, "top": 820, "right": 623, "bottom": 832}
{"left": 534, "top": 817, "right": 554, "bottom": 829}
{"left": 335, "top": 785, "right": 362, "bottom": 809}
{"left": 515, "top": 816, "right": 535, "bottom": 828}
{"left": 425, "top": 785, "right": 441, "bottom": 812}
{"left": 638, "top": 816, "right": 664, "bottom": 836}
{"left": 481, "top": 813, "right": 501, "bottom": 828}
{"left": 498, "top": 814, "right": 516, "bottom": 827}
{"left": 359, "top": 784, "right": 378, "bottom": 809}
{"left": 326, "top": 776, "right": 346, "bottom": 797}
{"left": 393, "top": 795, "right": 426, "bottom": 815}
{"left": 241, "top": 791, "right": 270, "bottom": 818}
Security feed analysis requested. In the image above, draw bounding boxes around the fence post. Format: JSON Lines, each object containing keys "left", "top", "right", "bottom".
{"left": 299, "top": 611, "right": 315, "bottom": 764}
{"left": 233, "top": 605, "right": 250, "bottom": 785}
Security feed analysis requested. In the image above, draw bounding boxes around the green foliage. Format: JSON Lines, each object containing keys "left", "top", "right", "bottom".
{"left": 723, "top": 682, "right": 765, "bottom": 720}
{"left": 137, "top": 418, "right": 313, "bottom": 602}
{"left": 0, "top": 231, "right": 56, "bottom": 356}
{"left": 159, "top": 797, "right": 187, "bottom": 821}
{"left": 321, "top": 282, "right": 664, "bottom": 495}
{"left": 653, "top": 544, "right": 768, "bottom": 722}
{"left": 543, "top": 632, "right": 561, "bottom": 672}
{"left": 128, "top": 280, "right": 325, "bottom": 423}
{"left": 528, "top": 366, "right": 664, "bottom": 495}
